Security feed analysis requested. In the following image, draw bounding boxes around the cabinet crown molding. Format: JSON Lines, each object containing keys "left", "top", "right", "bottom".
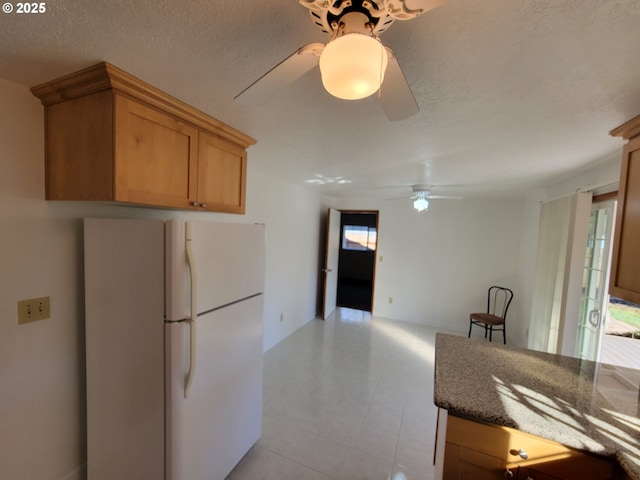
{"left": 610, "top": 114, "right": 640, "bottom": 141}
{"left": 31, "top": 61, "right": 256, "bottom": 148}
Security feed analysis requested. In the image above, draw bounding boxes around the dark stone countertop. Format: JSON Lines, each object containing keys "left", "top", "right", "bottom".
{"left": 434, "top": 333, "right": 640, "bottom": 479}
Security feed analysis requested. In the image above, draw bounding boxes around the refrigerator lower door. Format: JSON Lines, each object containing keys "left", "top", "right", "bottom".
{"left": 165, "top": 295, "right": 263, "bottom": 480}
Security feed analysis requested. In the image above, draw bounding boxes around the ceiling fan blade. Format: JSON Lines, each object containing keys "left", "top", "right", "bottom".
{"left": 377, "top": 48, "right": 419, "bottom": 121}
{"left": 428, "top": 195, "right": 464, "bottom": 200}
{"left": 384, "top": 195, "right": 417, "bottom": 200}
{"left": 234, "top": 42, "right": 324, "bottom": 106}
{"left": 386, "top": 0, "right": 450, "bottom": 19}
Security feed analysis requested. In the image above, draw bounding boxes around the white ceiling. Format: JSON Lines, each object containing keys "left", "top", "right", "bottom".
{"left": 1, "top": 0, "right": 639, "bottom": 199}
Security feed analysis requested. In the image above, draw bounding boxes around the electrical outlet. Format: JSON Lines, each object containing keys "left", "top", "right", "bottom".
{"left": 280, "top": 313, "right": 284, "bottom": 322}
{"left": 18, "top": 296, "right": 50, "bottom": 324}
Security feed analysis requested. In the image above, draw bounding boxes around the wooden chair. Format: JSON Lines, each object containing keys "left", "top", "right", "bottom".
{"left": 468, "top": 286, "right": 513, "bottom": 344}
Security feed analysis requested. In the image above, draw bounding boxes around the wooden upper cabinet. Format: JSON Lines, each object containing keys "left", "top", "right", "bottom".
{"left": 44, "top": 89, "right": 115, "bottom": 201}
{"left": 114, "top": 94, "right": 199, "bottom": 208}
{"left": 31, "top": 62, "right": 255, "bottom": 213}
{"left": 198, "top": 132, "right": 247, "bottom": 214}
{"left": 610, "top": 116, "right": 640, "bottom": 305}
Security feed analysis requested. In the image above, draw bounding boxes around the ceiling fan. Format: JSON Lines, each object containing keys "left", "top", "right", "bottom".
{"left": 234, "top": 0, "right": 448, "bottom": 121}
{"left": 391, "top": 184, "right": 463, "bottom": 212}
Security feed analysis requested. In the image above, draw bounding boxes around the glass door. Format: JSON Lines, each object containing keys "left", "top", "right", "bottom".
{"left": 576, "top": 200, "right": 616, "bottom": 361}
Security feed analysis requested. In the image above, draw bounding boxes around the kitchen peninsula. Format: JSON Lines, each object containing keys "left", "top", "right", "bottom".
{"left": 434, "top": 333, "right": 640, "bottom": 479}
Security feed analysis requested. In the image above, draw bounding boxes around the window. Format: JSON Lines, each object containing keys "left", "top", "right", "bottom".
{"left": 342, "top": 225, "right": 377, "bottom": 251}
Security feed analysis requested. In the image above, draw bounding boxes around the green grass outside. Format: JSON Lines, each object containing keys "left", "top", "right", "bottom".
{"left": 609, "top": 302, "right": 640, "bottom": 331}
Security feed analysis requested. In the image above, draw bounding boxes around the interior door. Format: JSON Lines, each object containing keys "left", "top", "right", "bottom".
{"left": 322, "top": 208, "right": 341, "bottom": 319}
{"left": 576, "top": 200, "right": 616, "bottom": 361}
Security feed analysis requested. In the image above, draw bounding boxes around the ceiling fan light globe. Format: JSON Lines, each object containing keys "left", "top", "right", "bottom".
{"left": 319, "top": 33, "right": 388, "bottom": 100}
{"left": 413, "top": 197, "right": 429, "bottom": 212}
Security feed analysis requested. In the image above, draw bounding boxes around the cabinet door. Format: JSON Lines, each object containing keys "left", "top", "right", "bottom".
{"left": 445, "top": 416, "right": 613, "bottom": 480}
{"left": 610, "top": 134, "right": 640, "bottom": 304}
{"left": 114, "top": 94, "right": 199, "bottom": 209}
{"left": 197, "top": 131, "right": 247, "bottom": 214}
{"left": 444, "top": 443, "right": 513, "bottom": 480}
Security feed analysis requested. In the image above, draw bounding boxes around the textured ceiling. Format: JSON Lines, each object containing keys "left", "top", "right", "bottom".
{"left": 1, "top": 0, "right": 639, "bottom": 198}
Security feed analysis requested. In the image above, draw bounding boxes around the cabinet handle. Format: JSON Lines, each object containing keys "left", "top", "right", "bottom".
{"left": 510, "top": 448, "right": 529, "bottom": 460}
{"left": 504, "top": 469, "right": 514, "bottom": 478}
{"left": 190, "top": 201, "right": 198, "bottom": 207}
{"left": 199, "top": 203, "right": 207, "bottom": 208}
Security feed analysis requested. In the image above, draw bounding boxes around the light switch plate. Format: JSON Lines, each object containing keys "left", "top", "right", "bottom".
{"left": 18, "top": 296, "right": 50, "bottom": 324}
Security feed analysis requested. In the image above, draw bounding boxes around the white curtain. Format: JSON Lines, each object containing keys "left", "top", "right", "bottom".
{"left": 528, "top": 192, "right": 592, "bottom": 355}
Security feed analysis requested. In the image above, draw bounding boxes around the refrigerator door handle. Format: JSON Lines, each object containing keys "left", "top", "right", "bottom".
{"left": 184, "top": 222, "right": 197, "bottom": 398}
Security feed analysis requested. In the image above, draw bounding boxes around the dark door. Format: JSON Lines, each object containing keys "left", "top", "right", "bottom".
{"left": 336, "top": 212, "right": 378, "bottom": 312}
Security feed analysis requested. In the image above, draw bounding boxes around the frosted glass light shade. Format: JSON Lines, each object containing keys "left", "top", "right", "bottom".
{"left": 414, "top": 197, "right": 429, "bottom": 212}
{"left": 319, "top": 33, "right": 389, "bottom": 100}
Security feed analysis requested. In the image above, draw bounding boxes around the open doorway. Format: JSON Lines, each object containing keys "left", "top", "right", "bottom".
{"left": 319, "top": 209, "right": 378, "bottom": 319}
{"left": 577, "top": 192, "right": 640, "bottom": 368}
{"left": 336, "top": 212, "right": 378, "bottom": 312}
{"left": 603, "top": 297, "right": 640, "bottom": 368}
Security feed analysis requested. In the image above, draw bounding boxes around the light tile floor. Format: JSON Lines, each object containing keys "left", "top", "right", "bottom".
{"left": 228, "top": 308, "right": 445, "bottom": 480}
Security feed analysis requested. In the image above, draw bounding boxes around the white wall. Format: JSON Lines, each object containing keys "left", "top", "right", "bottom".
{"left": 0, "top": 78, "right": 89, "bottom": 480}
{"left": 0, "top": 78, "right": 330, "bottom": 480}
{"left": 246, "top": 170, "right": 333, "bottom": 350}
{"left": 336, "top": 196, "right": 526, "bottom": 337}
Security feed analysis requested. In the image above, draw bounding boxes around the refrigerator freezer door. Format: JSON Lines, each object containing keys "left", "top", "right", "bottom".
{"left": 84, "top": 218, "right": 165, "bottom": 479}
{"left": 166, "top": 220, "right": 265, "bottom": 321}
{"left": 165, "top": 295, "right": 264, "bottom": 480}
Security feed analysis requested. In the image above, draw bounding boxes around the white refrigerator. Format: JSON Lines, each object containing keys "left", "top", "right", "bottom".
{"left": 84, "top": 218, "right": 265, "bottom": 480}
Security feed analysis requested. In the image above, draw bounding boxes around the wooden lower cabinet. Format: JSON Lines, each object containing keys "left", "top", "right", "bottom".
{"left": 444, "top": 442, "right": 515, "bottom": 479}
{"left": 443, "top": 415, "right": 615, "bottom": 480}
